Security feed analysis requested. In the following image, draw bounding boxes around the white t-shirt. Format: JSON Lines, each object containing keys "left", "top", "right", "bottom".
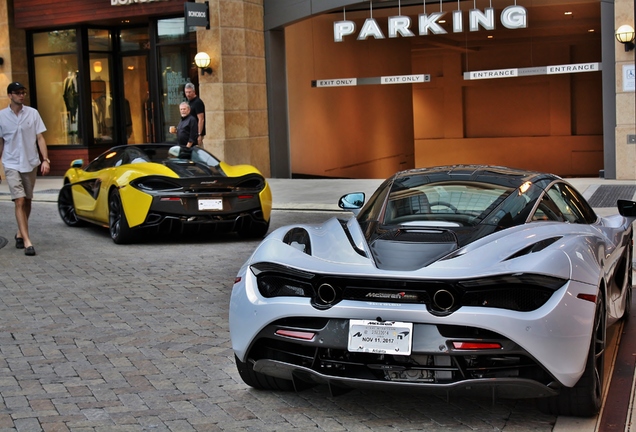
{"left": 0, "top": 105, "right": 47, "bottom": 172}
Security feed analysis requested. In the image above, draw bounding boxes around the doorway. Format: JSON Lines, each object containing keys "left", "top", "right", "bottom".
{"left": 121, "top": 54, "right": 151, "bottom": 144}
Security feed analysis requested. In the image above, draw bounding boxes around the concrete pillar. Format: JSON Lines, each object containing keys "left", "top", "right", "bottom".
{"left": 614, "top": 0, "right": 636, "bottom": 179}
{"left": 198, "top": 0, "right": 271, "bottom": 177}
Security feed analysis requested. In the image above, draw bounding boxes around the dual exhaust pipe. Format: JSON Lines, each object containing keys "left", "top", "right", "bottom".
{"left": 315, "top": 283, "right": 457, "bottom": 313}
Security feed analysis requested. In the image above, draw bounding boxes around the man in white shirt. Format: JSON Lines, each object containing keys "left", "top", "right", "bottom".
{"left": 0, "top": 82, "right": 50, "bottom": 256}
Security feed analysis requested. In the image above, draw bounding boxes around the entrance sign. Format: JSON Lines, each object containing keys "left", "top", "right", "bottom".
{"left": 466, "top": 68, "right": 518, "bottom": 80}
{"left": 312, "top": 74, "right": 430, "bottom": 87}
{"left": 547, "top": 63, "right": 601, "bottom": 74}
{"left": 464, "top": 63, "right": 601, "bottom": 80}
{"left": 334, "top": 5, "right": 527, "bottom": 42}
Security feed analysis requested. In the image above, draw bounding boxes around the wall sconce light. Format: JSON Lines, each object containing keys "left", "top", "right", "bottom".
{"left": 194, "top": 52, "right": 213, "bottom": 75}
{"left": 615, "top": 24, "right": 635, "bottom": 52}
{"left": 93, "top": 61, "right": 102, "bottom": 73}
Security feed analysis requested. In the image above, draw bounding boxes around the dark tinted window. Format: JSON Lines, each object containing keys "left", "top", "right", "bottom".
{"left": 538, "top": 182, "right": 597, "bottom": 224}
{"left": 482, "top": 182, "right": 544, "bottom": 229}
{"left": 532, "top": 194, "right": 566, "bottom": 222}
{"left": 356, "top": 178, "right": 392, "bottom": 227}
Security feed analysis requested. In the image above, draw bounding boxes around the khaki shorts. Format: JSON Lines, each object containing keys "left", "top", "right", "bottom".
{"left": 4, "top": 167, "right": 38, "bottom": 200}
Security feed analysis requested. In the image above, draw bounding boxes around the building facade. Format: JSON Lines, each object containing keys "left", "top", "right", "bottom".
{"left": 0, "top": 0, "right": 634, "bottom": 180}
{"left": 265, "top": 0, "right": 636, "bottom": 179}
{"left": 0, "top": 0, "right": 269, "bottom": 177}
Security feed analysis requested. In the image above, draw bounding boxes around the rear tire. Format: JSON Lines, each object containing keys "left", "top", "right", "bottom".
{"left": 537, "top": 293, "right": 605, "bottom": 417}
{"left": 234, "top": 355, "right": 296, "bottom": 391}
{"left": 109, "top": 189, "right": 136, "bottom": 244}
{"left": 58, "top": 183, "right": 86, "bottom": 227}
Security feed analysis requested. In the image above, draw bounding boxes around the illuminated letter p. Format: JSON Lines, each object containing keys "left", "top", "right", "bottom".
{"left": 334, "top": 21, "right": 356, "bottom": 42}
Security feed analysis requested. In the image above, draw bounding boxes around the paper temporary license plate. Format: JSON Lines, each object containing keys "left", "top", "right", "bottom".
{"left": 198, "top": 198, "right": 223, "bottom": 211}
{"left": 348, "top": 320, "right": 413, "bottom": 356}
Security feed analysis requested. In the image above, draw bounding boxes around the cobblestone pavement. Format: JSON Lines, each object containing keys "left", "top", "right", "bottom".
{"left": 0, "top": 201, "right": 574, "bottom": 431}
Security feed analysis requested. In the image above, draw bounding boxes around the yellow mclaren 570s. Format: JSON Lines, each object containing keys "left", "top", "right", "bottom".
{"left": 57, "top": 144, "right": 272, "bottom": 244}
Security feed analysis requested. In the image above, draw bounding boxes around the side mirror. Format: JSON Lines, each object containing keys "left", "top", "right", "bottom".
{"left": 71, "top": 159, "right": 83, "bottom": 168}
{"left": 618, "top": 200, "right": 636, "bottom": 217}
{"left": 338, "top": 192, "right": 365, "bottom": 212}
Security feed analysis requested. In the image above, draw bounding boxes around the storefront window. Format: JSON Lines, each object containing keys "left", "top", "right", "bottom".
{"left": 33, "top": 30, "right": 77, "bottom": 54}
{"left": 121, "top": 28, "right": 150, "bottom": 52}
{"left": 88, "top": 29, "right": 112, "bottom": 51}
{"left": 35, "top": 55, "right": 80, "bottom": 145}
{"left": 29, "top": 19, "right": 197, "bottom": 148}
{"left": 88, "top": 28, "right": 115, "bottom": 144}
{"left": 33, "top": 30, "right": 81, "bottom": 145}
{"left": 119, "top": 28, "right": 151, "bottom": 143}
{"left": 122, "top": 54, "right": 149, "bottom": 143}
{"left": 90, "top": 54, "right": 114, "bottom": 144}
{"left": 157, "top": 18, "right": 196, "bottom": 42}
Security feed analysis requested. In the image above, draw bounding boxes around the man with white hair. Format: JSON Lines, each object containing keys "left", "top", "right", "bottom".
{"left": 175, "top": 102, "right": 198, "bottom": 148}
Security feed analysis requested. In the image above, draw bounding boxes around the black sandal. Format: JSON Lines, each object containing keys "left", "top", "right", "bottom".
{"left": 24, "top": 246, "right": 36, "bottom": 256}
{"left": 15, "top": 235, "right": 24, "bottom": 249}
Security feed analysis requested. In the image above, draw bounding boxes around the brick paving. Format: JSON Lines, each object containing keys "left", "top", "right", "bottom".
{"left": 0, "top": 200, "right": 568, "bottom": 431}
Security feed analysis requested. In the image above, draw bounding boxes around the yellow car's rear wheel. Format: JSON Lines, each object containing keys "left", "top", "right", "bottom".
{"left": 109, "top": 189, "right": 136, "bottom": 244}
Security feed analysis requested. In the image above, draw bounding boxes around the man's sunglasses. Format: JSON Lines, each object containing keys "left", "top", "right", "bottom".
{"left": 12, "top": 91, "right": 27, "bottom": 96}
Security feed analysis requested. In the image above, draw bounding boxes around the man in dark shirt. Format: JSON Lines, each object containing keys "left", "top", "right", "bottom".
{"left": 175, "top": 102, "right": 198, "bottom": 147}
{"left": 184, "top": 82, "right": 205, "bottom": 146}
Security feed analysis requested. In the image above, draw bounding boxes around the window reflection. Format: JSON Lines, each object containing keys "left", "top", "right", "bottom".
{"left": 34, "top": 51, "right": 81, "bottom": 145}
{"left": 90, "top": 55, "right": 113, "bottom": 143}
{"left": 33, "top": 30, "right": 77, "bottom": 54}
{"left": 30, "top": 21, "right": 196, "bottom": 148}
{"left": 120, "top": 27, "right": 150, "bottom": 51}
{"left": 88, "top": 29, "right": 111, "bottom": 51}
{"left": 157, "top": 18, "right": 196, "bottom": 42}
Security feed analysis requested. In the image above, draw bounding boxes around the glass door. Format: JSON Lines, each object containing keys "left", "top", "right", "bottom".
{"left": 118, "top": 27, "right": 156, "bottom": 144}
{"left": 156, "top": 17, "right": 198, "bottom": 143}
{"left": 121, "top": 54, "right": 152, "bottom": 144}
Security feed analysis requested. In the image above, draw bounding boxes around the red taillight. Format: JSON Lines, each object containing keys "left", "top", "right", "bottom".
{"left": 160, "top": 197, "right": 181, "bottom": 201}
{"left": 238, "top": 195, "right": 254, "bottom": 200}
{"left": 452, "top": 341, "right": 502, "bottom": 350}
{"left": 275, "top": 329, "right": 315, "bottom": 340}
{"left": 234, "top": 277, "right": 242, "bottom": 284}
{"left": 577, "top": 293, "right": 597, "bottom": 303}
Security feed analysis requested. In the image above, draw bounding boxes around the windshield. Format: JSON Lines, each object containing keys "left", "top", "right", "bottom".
{"left": 85, "top": 145, "right": 221, "bottom": 172}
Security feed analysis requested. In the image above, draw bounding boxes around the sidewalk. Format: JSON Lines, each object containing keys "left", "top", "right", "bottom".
{"left": 0, "top": 176, "right": 387, "bottom": 210}
{"left": 2, "top": 176, "right": 636, "bottom": 214}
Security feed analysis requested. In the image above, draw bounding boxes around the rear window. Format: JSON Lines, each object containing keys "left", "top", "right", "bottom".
{"left": 384, "top": 182, "right": 511, "bottom": 226}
